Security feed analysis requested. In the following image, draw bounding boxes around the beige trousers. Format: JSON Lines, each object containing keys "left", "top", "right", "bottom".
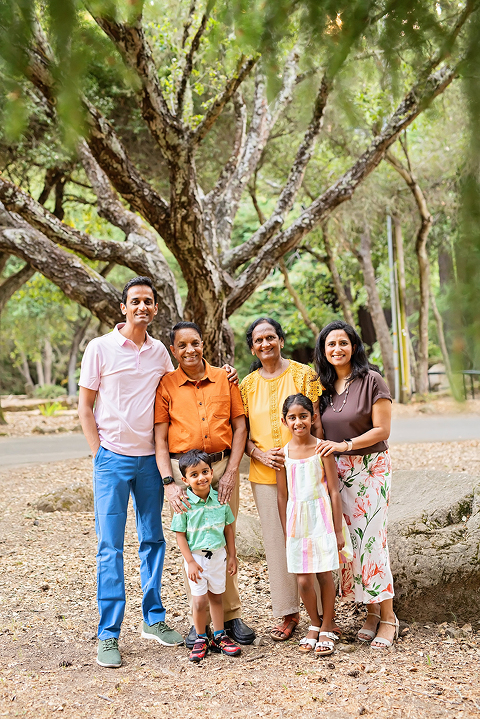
{"left": 170, "top": 456, "right": 241, "bottom": 625}
{"left": 251, "top": 482, "right": 323, "bottom": 619}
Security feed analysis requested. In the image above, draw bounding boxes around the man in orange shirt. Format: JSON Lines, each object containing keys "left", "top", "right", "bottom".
{"left": 154, "top": 322, "right": 254, "bottom": 648}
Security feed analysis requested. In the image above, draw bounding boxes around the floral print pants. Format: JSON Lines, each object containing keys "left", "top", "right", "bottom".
{"left": 336, "top": 451, "right": 394, "bottom": 604}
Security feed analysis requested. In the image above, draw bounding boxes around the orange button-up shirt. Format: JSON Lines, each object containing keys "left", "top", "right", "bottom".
{"left": 154, "top": 361, "right": 245, "bottom": 454}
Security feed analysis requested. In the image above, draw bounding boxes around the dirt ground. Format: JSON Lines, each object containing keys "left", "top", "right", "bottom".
{"left": 1, "top": 431, "right": 480, "bottom": 719}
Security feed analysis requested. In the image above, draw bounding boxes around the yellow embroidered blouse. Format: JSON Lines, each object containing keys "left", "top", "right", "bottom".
{"left": 239, "top": 360, "right": 321, "bottom": 485}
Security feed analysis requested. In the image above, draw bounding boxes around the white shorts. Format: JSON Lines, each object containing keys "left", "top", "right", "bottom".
{"left": 185, "top": 547, "right": 227, "bottom": 596}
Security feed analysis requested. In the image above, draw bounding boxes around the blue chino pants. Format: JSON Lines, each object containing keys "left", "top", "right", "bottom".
{"left": 93, "top": 446, "right": 166, "bottom": 639}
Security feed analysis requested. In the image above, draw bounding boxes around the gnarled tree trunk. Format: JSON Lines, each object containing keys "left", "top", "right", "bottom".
{"left": 0, "top": 6, "right": 471, "bottom": 363}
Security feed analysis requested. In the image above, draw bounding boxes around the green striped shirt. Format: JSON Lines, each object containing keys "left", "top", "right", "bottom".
{"left": 170, "top": 488, "right": 235, "bottom": 552}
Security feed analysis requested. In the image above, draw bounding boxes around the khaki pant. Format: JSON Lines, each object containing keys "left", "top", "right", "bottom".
{"left": 251, "top": 482, "right": 323, "bottom": 619}
{"left": 170, "top": 456, "right": 241, "bottom": 625}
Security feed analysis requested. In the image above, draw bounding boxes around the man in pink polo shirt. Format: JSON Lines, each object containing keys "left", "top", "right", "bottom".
{"left": 78, "top": 276, "right": 183, "bottom": 668}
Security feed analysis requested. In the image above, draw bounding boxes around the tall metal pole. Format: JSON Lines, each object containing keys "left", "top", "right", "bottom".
{"left": 387, "top": 215, "right": 400, "bottom": 401}
{"left": 393, "top": 216, "right": 411, "bottom": 401}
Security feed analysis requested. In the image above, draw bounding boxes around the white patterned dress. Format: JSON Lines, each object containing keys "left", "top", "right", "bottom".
{"left": 284, "top": 441, "right": 353, "bottom": 575}
{"left": 336, "top": 451, "right": 394, "bottom": 604}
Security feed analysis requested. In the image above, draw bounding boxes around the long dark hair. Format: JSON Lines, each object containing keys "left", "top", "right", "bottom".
{"left": 246, "top": 317, "right": 286, "bottom": 373}
{"left": 314, "top": 321, "right": 373, "bottom": 412}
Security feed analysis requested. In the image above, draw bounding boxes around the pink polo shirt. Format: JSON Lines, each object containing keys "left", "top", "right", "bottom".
{"left": 79, "top": 324, "right": 173, "bottom": 456}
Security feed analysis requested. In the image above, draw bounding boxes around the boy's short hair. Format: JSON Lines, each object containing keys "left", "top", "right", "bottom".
{"left": 179, "top": 449, "right": 212, "bottom": 478}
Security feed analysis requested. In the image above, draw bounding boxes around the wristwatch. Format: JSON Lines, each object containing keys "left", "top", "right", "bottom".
{"left": 162, "top": 475, "right": 175, "bottom": 486}
{"left": 344, "top": 439, "right": 353, "bottom": 452}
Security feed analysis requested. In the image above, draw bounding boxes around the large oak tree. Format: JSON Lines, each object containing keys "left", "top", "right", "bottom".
{"left": 0, "top": 0, "right": 476, "bottom": 364}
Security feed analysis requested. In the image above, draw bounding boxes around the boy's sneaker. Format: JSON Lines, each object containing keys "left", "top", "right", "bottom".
{"left": 97, "top": 638, "right": 122, "bottom": 668}
{"left": 189, "top": 636, "right": 209, "bottom": 663}
{"left": 141, "top": 621, "right": 184, "bottom": 646}
{"left": 210, "top": 632, "right": 242, "bottom": 657}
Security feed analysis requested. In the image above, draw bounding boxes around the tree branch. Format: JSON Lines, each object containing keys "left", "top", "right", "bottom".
{"left": 38, "top": 166, "right": 64, "bottom": 205}
{"left": 25, "top": 28, "right": 172, "bottom": 240}
{"left": 211, "top": 51, "right": 301, "bottom": 253}
{"left": 207, "top": 91, "right": 247, "bottom": 203}
{"left": 0, "top": 261, "right": 35, "bottom": 313}
{"left": 181, "top": 1, "right": 197, "bottom": 49}
{"left": 77, "top": 140, "right": 182, "bottom": 316}
{"left": 82, "top": 99, "right": 172, "bottom": 238}
{"left": 278, "top": 259, "right": 319, "bottom": 337}
{"left": 269, "top": 47, "right": 300, "bottom": 129}
{"left": 176, "top": 12, "right": 209, "bottom": 116}
{"left": 224, "top": 73, "right": 331, "bottom": 270}
{"left": 92, "top": 12, "right": 177, "bottom": 157}
{"left": 0, "top": 252, "right": 9, "bottom": 275}
{"left": 0, "top": 208, "right": 123, "bottom": 327}
{"left": 0, "top": 175, "right": 182, "bottom": 332}
{"left": 191, "top": 55, "right": 257, "bottom": 145}
{"left": 249, "top": 180, "right": 266, "bottom": 225}
{"left": 227, "top": 61, "right": 459, "bottom": 315}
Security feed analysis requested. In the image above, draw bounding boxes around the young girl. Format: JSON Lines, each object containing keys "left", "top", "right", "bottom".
{"left": 277, "top": 393, "right": 353, "bottom": 656}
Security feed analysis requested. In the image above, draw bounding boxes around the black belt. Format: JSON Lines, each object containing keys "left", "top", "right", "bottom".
{"left": 169, "top": 448, "right": 231, "bottom": 464}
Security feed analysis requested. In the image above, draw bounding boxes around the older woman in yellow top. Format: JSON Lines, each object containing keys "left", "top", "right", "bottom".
{"left": 240, "top": 317, "right": 332, "bottom": 642}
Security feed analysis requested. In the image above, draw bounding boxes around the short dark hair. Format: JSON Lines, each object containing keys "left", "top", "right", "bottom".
{"left": 122, "top": 276, "right": 158, "bottom": 305}
{"left": 178, "top": 449, "right": 212, "bottom": 477}
{"left": 282, "top": 393, "right": 314, "bottom": 419}
{"left": 170, "top": 321, "right": 203, "bottom": 346}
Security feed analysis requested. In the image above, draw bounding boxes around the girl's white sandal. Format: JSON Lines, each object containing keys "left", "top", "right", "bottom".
{"left": 314, "top": 631, "right": 338, "bottom": 657}
{"left": 357, "top": 610, "right": 381, "bottom": 642}
{"left": 370, "top": 616, "right": 399, "bottom": 649}
{"left": 298, "top": 625, "right": 321, "bottom": 653}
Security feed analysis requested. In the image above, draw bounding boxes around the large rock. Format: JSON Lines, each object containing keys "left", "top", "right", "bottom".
{"left": 389, "top": 470, "right": 480, "bottom": 623}
{"left": 234, "top": 470, "right": 480, "bottom": 623}
{"left": 35, "top": 483, "right": 94, "bottom": 512}
{"left": 235, "top": 513, "right": 265, "bottom": 559}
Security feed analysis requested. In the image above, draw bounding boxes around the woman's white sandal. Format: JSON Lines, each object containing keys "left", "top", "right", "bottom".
{"left": 298, "top": 625, "right": 321, "bottom": 653}
{"left": 371, "top": 615, "right": 399, "bottom": 649}
{"left": 357, "top": 610, "right": 381, "bottom": 642}
{"left": 314, "top": 631, "right": 338, "bottom": 657}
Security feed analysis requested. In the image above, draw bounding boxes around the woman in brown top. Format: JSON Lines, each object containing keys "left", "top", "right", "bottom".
{"left": 314, "top": 321, "right": 398, "bottom": 649}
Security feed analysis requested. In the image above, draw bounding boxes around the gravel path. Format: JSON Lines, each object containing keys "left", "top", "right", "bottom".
{"left": 0, "top": 447, "right": 479, "bottom": 718}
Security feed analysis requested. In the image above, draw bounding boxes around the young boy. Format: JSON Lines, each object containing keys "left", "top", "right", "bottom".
{"left": 171, "top": 449, "right": 242, "bottom": 662}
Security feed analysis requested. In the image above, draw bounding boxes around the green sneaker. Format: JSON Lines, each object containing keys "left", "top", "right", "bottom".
{"left": 97, "top": 638, "right": 121, "bottom": 668}
{"left": 141, "top": 620, "right": 184, "bottom": 646}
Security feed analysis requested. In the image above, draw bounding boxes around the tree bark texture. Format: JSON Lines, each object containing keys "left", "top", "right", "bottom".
{"left": 354, "top": 228, "right": 396, "bottom": 393}
{"left": 386, "top": 152, "right": 433, "bottom": 395}
{"left": 18, "top": 350, "right": 35, "bottom": 393}
{"left": 430, "top": 289, "right": 453, "bottom": 385}
{"left": 0, "top": 261, "right": 35, "bottom": 313}
{"left": 36, "top": 358, "right": 45, "bottom": 387}
{"left": 67, "top": 315, "right": 92, "bottom": 397}
{"left": 0, "top": 7, "right": 471, "bottom": 363}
